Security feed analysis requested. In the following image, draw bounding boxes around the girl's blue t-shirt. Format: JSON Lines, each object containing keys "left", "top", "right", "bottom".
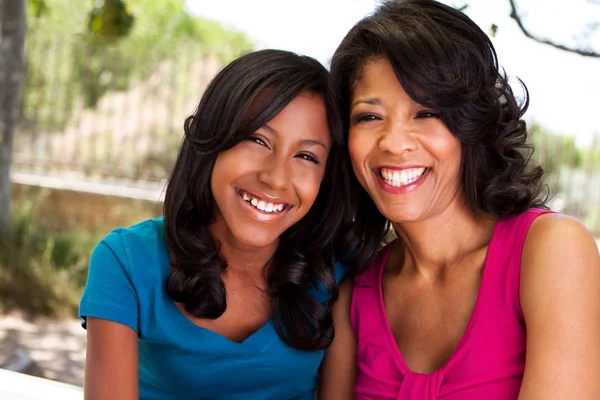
{"left": 79, "top": 218, "right": 349, "bottom": 400}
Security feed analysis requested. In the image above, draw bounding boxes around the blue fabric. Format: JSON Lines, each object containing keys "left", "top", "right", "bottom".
{"left": 79, "top": 218, "right": 349, "bottom": 399}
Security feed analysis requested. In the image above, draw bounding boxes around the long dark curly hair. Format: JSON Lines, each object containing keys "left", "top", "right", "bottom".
{"left": 163, "top": 49, "right": 350, "bottom": 351}
{"left": 331, "top": 0, "right": 548, "bottom": 271}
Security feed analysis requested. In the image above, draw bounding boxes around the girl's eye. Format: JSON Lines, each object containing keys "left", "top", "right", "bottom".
{"left": 416, "top": 110, "right": 441, "bottom": 119}
{"left": 351, "top": 113, "right": 381, "bottom": 124}
{"left": 296, "top": 153, "right": 319, "bottom": 164}
{"left": 247, "top": 136, "right": 269, "bottom": 148}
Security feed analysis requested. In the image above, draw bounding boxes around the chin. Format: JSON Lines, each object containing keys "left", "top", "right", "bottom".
{"left": 233, "top": 230, "right": 280, "bottom": 250}
{"left": 381, "top": 207, "right": 425, "bottom": 224}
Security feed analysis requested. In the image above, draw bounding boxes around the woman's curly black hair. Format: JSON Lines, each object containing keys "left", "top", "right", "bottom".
{"left": 163, "top": 49, "right": 351, "bottom": 351}
{"left": 331, "top": 0, "right": 548, "bottom": 271}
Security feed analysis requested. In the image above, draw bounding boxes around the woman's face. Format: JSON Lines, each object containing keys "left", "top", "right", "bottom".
{"left": 348, "top": 57, "right": 463, "bottom": 223}
{"left": 210, "top": 92, "right": 332, "bottom": 249}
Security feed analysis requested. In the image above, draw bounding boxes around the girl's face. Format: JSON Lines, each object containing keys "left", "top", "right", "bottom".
{"left": 348, "top": 58, "right": 463, "bottom": 223}
{"left": 210, "top": 92, "right": 332, "bottom": 250}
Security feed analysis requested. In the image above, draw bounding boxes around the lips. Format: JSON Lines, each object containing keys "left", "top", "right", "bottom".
{"left": 374, "top": 166, "right": 430, "bottom": 194}
{"left": 235, "top": 188, "right": 293, "bottom": 222}
{"left": 239, "top": 189, "right": 288, "bottom": 214}
{"left": 379, "top": 167, "right": 427, "bottom": 187}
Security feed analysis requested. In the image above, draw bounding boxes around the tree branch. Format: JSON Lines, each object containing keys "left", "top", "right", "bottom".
{"left": 0, "top": 0, "right": 27, "bottom": 233}
{"left": 508, "top": 0, "right": 600, "bottom": 58}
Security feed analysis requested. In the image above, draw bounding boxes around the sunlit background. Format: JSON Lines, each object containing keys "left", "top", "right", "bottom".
{"left": 0, "top": 0, "right": 598, "bottom": 395}
{"left": 187, "top": 0, "right": 600, "bottom": 141}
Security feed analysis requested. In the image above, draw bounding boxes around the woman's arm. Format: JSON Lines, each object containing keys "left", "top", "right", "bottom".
{"left": 317, "top": 278, "right": 357, "bottom": 400}
{"left": 519, "top": 213, "right": 600, "bottom": 399}
{"left": 84, "top": 317, "right": 139, "bottom": 400}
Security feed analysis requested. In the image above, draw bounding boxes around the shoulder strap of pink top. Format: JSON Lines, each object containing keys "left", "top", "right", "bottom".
{"left": 351, "top": 241, "right": 395, "bottom": 334}
{"left": 485, "top": 208, "right": 554, "bottom": 319}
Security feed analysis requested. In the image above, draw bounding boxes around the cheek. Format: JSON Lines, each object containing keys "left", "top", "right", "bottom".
{"left": 439, "top": 138, "right": 461, "bottom": 170}
{"left": 213, "top": 147, "right": 255, "bottom": 179}
{"left": 348, "top": 129, "right": 370, "bottom": 182}
{"left": 347, "top": 130, "right": 362, "bottom": 162}
{"left": 425, "top": 129, "right": 460, "bottom": 160}
{"left": 210, "top": 156, "right": 226, "bottom": 191}
{"left": 427, "top": 135, "right": 463, "bottom": 186}
{"left": 210, "top": 149, "right": 247, "bottom": 200}
{"left": 292, "top": 168, "right": 323, "bottom": 208}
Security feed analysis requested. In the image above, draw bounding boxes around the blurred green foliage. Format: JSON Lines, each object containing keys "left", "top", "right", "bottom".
{"left": 0, "top": 191, "right": 100, "bottom": 317}
{"left": 22, "top": 0, "right": 253, "bottom": 129}
{"left": 530, "top": 124, "right": 600, "bottom": 176}
{"left": 87, "top": 0, "right": 135, "bottom": 42}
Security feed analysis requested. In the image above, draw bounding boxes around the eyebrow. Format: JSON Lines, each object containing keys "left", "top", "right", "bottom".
{"left": 351, "top": 98, "right": 382, "bottom": 108}
{"left": 262, "top": 124, "right": 329, "bottom": 152}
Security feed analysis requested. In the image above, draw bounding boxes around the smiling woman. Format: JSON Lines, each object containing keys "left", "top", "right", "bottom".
{"left": 347, "top": 58, "right": 463, "bottom": 221}
{"left": 319, "top": 1, "right": 600, "bottom": 399}
{"left": 78, "top": 49, "right": 353, "bottom": 400}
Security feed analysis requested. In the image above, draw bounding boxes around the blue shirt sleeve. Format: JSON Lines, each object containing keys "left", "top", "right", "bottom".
{"left": 334, "top": 258, "right": 351, "bottom": 285}
{"left": 79, "top": 230, "right": 139, "bottom": 332}
{"left": 308, "top": 258, "right": 352, "bottom": 304}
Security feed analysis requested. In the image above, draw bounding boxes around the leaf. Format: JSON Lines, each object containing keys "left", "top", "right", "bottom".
{"left": 489, "top": 23, "right": 498, "bottom": 37}
{"left": 28, "top": 0, "right": 49, "bottom": 19}
{"left": 87, "top": 0, "right": 135, "bottom": 43}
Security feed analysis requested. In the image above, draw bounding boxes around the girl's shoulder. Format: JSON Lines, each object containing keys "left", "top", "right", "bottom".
{"left": 98, "top": 217, "right": 167, "bottom": 263}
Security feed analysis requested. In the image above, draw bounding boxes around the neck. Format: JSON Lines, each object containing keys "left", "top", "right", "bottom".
{"left": 392, "top": 198, "right": 496, "bottom": 278}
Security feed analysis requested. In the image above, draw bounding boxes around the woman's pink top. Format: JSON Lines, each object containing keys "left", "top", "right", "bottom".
{"left": 351, "top": 209, "right": 551, "bottom": 399}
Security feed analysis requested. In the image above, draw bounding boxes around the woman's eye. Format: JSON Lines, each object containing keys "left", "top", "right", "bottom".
{"left": 351, "top": 113, "right": 381, "bottom": 124}
{"left": 416, "top": 110, "right": 441, "bottom": 119}
{"left": 296, "top": 153, "right": 319, "bottom": 164}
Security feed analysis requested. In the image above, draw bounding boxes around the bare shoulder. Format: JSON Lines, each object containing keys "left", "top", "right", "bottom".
{"left": 335, "top": 277, "right": 354, "bottom": 310}
{"left": 521, "top": 212, "right": 600, "bottom": 310}
{"left": 518, "top": 214, "right": 600, "bottom": 398}
{"left": 317, "top": 277, "right": 357, "bottom": 399}
{"left": 523, "top": 212, "right": 599, "bottom": 267}
{"left": 330, "top": 276, "right": 354, "bottom": 326}
{"left": 528, "top": 211, "right": 591, "bottom": 235}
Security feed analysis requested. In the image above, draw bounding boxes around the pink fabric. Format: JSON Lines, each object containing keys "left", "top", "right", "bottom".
{"left": 351, "top": 209, "right": 552, "bottom": 399}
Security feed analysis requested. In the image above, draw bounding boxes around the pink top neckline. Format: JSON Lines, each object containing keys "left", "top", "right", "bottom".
{"left": 351, "top": 209, "right": 553, "bottom": 399}
{"left": 375, "top": 219, "right": 502, "bottom": 376}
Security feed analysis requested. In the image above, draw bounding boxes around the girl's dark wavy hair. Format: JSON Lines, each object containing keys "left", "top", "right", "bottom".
{"left": 331, "top": 0, "right": 548, "bottom": 271}
{"left": 163, "top": 49, "right": 350, "bottom": 351}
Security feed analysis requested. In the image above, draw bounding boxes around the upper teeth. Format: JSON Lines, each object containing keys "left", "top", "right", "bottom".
{"left": 242, "top": 192, "right": 286, "bottom": 213}
{"left": 381, "top": 167, "right": 426, "bottom": 187}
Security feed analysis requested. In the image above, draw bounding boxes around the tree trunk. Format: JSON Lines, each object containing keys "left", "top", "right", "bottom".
{"left": 0, "top": 0, "right": 27, "bottom": 233}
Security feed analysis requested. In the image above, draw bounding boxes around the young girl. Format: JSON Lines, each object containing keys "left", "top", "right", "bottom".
{"left": 320, "top": 1, "right": 600, "bottom": 399}
{"left": 80, "top": 49, "right": 352, "bottom": 399}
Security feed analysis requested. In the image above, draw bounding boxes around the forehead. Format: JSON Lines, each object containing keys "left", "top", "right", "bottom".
{"left": 354, "top": 58, "right": 396, "bottom": 89}
{"left": 268, "top": 93, "right": 333, "bottom": 146}
{"left": 351, "top": 58, "right": 410, "bottom": 102}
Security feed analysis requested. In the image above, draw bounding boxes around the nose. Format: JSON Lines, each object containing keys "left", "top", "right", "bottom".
{"left": 378, "top": 122, "right": 418, "bottom": 155}
{"left": 257, "top": 155, "right": 289, "bottom": 192}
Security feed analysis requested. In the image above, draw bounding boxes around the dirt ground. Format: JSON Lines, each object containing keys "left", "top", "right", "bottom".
{"left": 0, "top": 313, "right": 85, "bottom": 387}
